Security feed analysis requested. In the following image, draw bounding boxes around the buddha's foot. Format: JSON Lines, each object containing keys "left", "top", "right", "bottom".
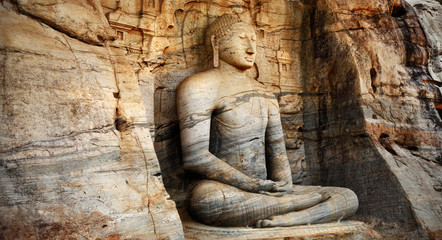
{"left": 256, "top": 206, "right": 318, "bottom": 228}
{"left": 320, "top": 191, "right": 332, "bottom": 202}
{"left": 255, "top": 192, "right": 332, "bottom": 228}
{"left": 282, "top": 192, "right": 323, "bottom": 211}
{"left": 256, "top": 213, "right": 304, "bottom": 228}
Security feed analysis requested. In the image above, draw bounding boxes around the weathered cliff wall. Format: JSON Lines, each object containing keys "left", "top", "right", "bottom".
{"left": 0, "top": 1, "right": 183, "bottom": 239}
{"left": 301, "top": 0, "right": 441, "bottom": 238}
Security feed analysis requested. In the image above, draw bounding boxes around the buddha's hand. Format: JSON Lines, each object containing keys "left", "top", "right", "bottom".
{"left": 249, "top": 179, "right": 275, "bottom": 192}
{"left": 259, "top": 181, "right": 293, "bottom": 197}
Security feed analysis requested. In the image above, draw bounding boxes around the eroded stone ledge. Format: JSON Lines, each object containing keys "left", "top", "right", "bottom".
{"left": 183, "top": 218, "right": 381, "bottom": 240}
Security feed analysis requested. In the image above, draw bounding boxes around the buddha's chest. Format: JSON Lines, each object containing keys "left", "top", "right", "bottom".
{"left": 212, "top": 91, "right": 269, "bottom": 130}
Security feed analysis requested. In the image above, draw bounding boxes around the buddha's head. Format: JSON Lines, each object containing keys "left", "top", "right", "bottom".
{"left": 206, "top": 14, "right": 256, "bottom": 70}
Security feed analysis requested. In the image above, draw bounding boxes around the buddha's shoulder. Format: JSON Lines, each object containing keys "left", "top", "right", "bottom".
{"left": 252, "top": 80, "right": 277, "bottom": 97}
{"left": 179, "top": 69, "right": 221, "bottom": 92}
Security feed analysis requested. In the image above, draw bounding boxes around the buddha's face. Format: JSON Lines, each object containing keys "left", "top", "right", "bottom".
{"left": 217, "top": 23, "right": 256, "bottom": 70}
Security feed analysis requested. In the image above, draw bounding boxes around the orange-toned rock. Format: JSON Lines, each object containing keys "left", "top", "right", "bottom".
{"left": 0, "top": 2, "right": 182, "bottom": 239}
{"left": 15, "top": 0, "right": 116, "bottom": 45}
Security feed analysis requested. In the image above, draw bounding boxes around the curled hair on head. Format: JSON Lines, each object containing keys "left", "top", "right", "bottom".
{"left": 205, "top": 14, "right": 243, "bottom": 48}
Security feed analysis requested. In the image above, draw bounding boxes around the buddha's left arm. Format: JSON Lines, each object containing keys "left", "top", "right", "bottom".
{"left": 265, "top": 96, "right": 293, "bottom": 189}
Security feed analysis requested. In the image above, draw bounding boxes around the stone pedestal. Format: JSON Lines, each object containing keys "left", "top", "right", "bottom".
{"left": 182, "top": 213, "right": 380, "bottom": 240}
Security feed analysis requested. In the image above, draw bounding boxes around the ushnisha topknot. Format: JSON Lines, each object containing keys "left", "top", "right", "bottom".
{"left": 205, "top": 14, "right": 244, "bottom": 47}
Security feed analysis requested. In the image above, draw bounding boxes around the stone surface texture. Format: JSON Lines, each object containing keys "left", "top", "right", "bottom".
{"left": 408, "top": 0, "right": 442, "bottom": 84}
{"left": 301, "top": 0, "right": 442, "bottom": 238}
{"left": 0, "top": 1, "right": 182, "bottom": 239}
{"left": 15, "top": 0, "right": 116, "bottom": 45}
{"left": 183, "top": 219, "right": 382, "bottom": 240}
{"left": 0, "top": 0, "right": 441, "bottom": 239}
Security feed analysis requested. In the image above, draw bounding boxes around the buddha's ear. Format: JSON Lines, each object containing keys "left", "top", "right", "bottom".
{"left": 211, "top": 34, "right": 219, "bottom": 68}
{"left": 210, "top": 34, "right": 217, "bottom": 49}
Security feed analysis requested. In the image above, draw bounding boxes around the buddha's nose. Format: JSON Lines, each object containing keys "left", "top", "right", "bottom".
{"left": 246, "top": 39, "right": 255, "bottom": 55}
{"left": 246, "top": 47, "right": 255, "bottom": 55}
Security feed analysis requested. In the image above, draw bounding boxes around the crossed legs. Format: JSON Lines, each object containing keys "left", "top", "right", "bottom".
{"left": 189, "top": 180, "right": 357, "bottom": 227}
{"left": 255, "top": 186, "right": 359, "bottom": 227}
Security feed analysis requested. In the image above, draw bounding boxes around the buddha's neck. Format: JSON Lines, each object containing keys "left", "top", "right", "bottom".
{"left": 218, "top": 60, "right": 249, "bottom": 82}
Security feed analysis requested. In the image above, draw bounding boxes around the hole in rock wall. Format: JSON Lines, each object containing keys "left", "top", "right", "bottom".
{"left": 407, "top": 146, "right": 418, "bottom": 151}
{"left": 379, "top": 133, "right": 389, "bottom": 139}
{"left": 379, "top": 134, "right": 398, "bottom": 155}
{"left": 391, "top": 4, "right": 407, "bottom": 18}
{"left": 115, "top": 116, "right": 128, "bottom": 131}
{"left": 370, "top": 68, "right": 377, "bottom": 80}
{"left": 370, "top": 68, "right": 377, "bottom": 93}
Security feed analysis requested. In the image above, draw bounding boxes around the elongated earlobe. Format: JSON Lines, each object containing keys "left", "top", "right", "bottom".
{"left": 213, "top": 46, "right": 219, "bottom": 68}
{"left": 211, "top": 35, "right": 219, "bottom": 68}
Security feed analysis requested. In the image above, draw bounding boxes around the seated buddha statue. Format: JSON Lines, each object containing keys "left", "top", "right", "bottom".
{"left": 177, "top": 14, "right": 358, "bottom": 227}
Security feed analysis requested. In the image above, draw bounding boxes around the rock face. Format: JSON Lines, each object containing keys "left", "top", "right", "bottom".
{"left": 407, "top": 0, "right": 442, "bottom": 84}
{"left": 301, "top": 0, "right": 442, "bottom": 238}
{"left": 15, "top": 0, "right": 116, "bottom": 45}
{"left": 0, "top": 1, "right": 182, "bottom": 239}
{"left": 0, "top": 0, "right": 441, "bottom": 239}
